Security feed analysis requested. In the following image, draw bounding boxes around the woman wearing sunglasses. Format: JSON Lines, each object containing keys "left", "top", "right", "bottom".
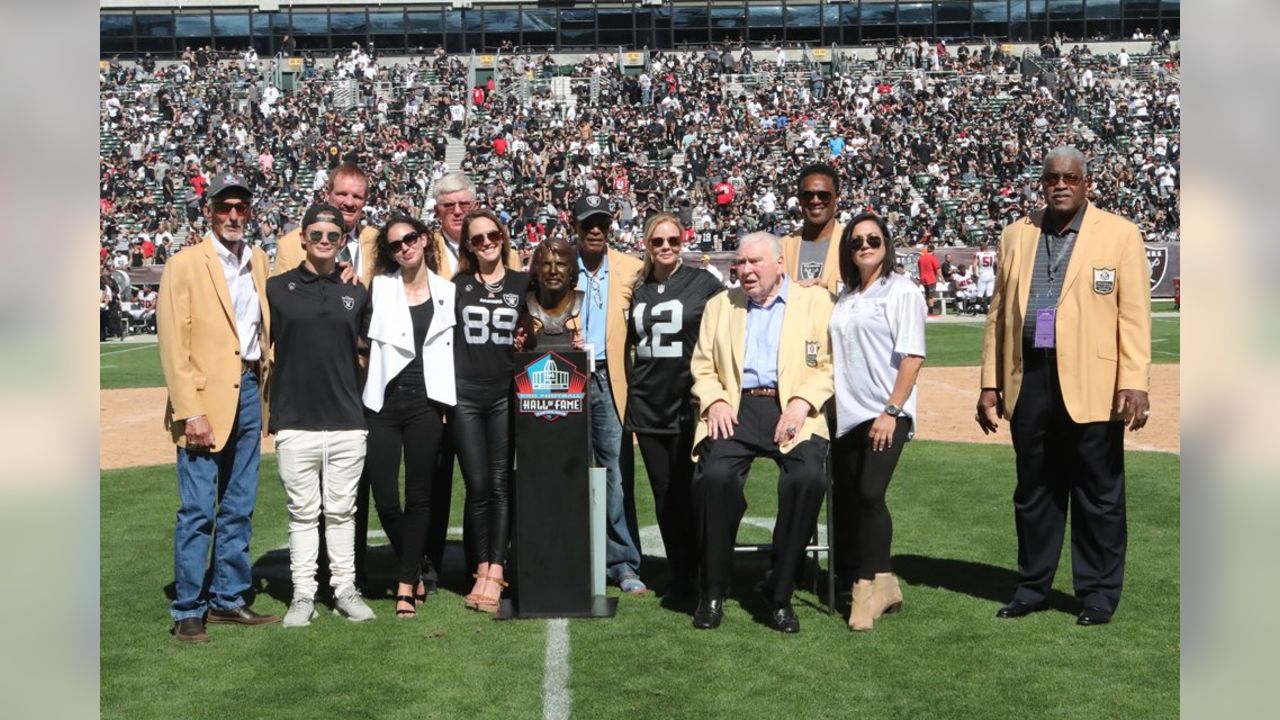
{"left": 624, "top": 212, "right": 724, "bottom": 604}
{"left": 451, "top": 208, "right": 531, "bottom": 613}
{"left": 361, "top": 214, "right": 456, "bottom": 619}
{"left": 829, "top": 212, "right": 927, "bottom": 632}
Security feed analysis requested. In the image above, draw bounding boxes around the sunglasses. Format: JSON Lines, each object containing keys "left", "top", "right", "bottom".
{"left": 649, "top": 235, "right": 681, "bottom": 248}
{"left": 1041, "top": 172, "right": 1084, "bottom": 187}
{"left": 800, "top": 190, "right": 835, "bottom": 203}
{"left": 850, "top": 236, "right": 884, "bottom": 250}
{"left": 469, "top": 229, "right": 503, "bottom": 247}
{"left": 307, "top": 230, "right": 343, "bottom": 245}
{"left": 388, "top": 231, "right": 423, "bottom": 254}
{"left": 438, "top": 200, "right": 474, "bottom": 213}
{"left": 213, "top": 201, "right": 250, "bottom": 216}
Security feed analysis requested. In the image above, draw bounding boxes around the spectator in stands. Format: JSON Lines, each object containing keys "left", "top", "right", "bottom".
{"left": 917, "top": 244, "right": 941, "bottom": 315}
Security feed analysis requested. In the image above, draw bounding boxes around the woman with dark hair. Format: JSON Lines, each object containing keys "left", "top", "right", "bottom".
{"left": 451, "top": 208, "right": 530, "bottom": 613}
{"left": 829, "top": 212, "right": 927, "bottom": 632}
{"left": 362, "top": 214, "right": 456, "bottom": 619}
{"left": 625, "top": 212, "right": 724, "bottom": 603}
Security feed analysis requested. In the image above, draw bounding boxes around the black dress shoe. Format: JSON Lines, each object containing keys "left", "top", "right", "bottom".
{"left": 207, "top": 605, "right": 281, "bottom": 626}
{"left": 173, "top": 617, "right": 209, "bottom": 643}
{"left": 995, "top": 600, "right": 1045, "bottom": 619}
{"left": 768, "top": 603, "right": 800, "bottom": 634}
{"left": 1076, "top": 607, "right": 1113, "bottom": 626}
{"left": 692, "top": 597, "right": 724, "bottom": 629}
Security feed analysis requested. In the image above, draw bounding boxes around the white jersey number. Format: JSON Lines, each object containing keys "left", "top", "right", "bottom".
{"left": 462, "top": 306, "right": 519, "bottom": 345}
{"left": 632, "top": 300, "right": 684, "bottom": 359}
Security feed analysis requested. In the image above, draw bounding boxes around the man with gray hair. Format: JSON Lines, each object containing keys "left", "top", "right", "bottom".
{"left": 977, "top": 145, "right": 1151, "bottom": 627}
{"left": 429, "top": 172, "right": 518, "bottom": 280}
{"left": 687, "top": 232, "right": 836, "bottom": 633}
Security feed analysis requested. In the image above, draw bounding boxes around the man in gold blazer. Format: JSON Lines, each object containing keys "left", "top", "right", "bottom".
{"left": 780, "top": 162, "right": 845, "bottom": 295}
{"left": 428, "top": 171, "right": 520, "bottom": 280}
{"left": 977, "top": 146, "right": 1151, "bottom": 627}
{"left": 689, "top": 232, "right": 835, "bottom": 633}
{"left": 157, "top": 173, "right": 279, "bottom": 642}
{"left": 573, "top": 194, "right": 648, "bottom": 593}
{"left": 271, "top": 162, "right": 379, "bottom": 287}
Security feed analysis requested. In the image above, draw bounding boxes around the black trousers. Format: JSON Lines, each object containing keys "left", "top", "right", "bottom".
{"left": 636, "top": 426, "right": 697, "bottom": 591}
{"left": 1010, "top": 349, "right": 1127, "bottom": 614}
{"left": 831, "top": 416, "right": 912, "bottom": 582}
{"left": 454, "top": 377, "right": 513, "bottom": 567}
{"left": 363, "top": 385, "right": 447, "bottom": 585}
{"left": 692, "top": 395, "right": 829, "bottom": 605}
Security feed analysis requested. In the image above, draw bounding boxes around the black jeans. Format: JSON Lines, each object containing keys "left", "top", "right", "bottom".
{"left": 453, "top": 377, "right": 513, "bottom": 567}
{"left": 636, "top": 427, "right": 697, "bottom": 592}
{"left": 364, "top": 385, "right": 446, "bottom": 585}
{"left": 831, "top": 417, "right": 912, "bottom": 582}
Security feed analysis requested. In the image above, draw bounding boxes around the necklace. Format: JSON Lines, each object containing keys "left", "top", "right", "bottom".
{"left": 478, "top": 271, "right": 504, "bottom": 296}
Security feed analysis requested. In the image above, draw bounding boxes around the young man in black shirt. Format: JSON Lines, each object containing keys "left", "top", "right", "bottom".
{"left": 266, "top": 203, "right": 375, "bottom": 628}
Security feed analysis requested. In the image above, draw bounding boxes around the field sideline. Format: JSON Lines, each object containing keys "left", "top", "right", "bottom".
{"left": 101, "top": 442, "right": 1179, "bottom": 719}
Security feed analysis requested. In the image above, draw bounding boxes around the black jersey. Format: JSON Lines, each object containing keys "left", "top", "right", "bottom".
{"left": 454, "top": 269, "right": 531, "bottom": 381}
{"left": 624, "top": 266, "right": 724, "bottom": 434}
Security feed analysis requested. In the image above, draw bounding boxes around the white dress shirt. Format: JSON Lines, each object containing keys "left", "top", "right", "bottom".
{"left": 211, "top": 235, "right": 263, "bottom": 362}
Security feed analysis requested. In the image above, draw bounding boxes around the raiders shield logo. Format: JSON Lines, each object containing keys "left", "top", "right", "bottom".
{"left": 805, "top": 341, "right": 819, "bottom": 367}
{"left": 503, "top": 293, "right": 520, "bottom": 308}
{"left": 587, "top": 196, "right": 601, "bottom": 207}
{"left": 1092, "top": 267, "right": 1116, "bottom": 295}
{"left": 1145, "top": 246, "right": 1167, "bottom": 290}
{"left": 342, "top": 296, "right": 355, "bottom": 311}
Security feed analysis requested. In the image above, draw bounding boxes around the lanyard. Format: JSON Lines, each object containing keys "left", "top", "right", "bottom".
{"left": 1044, "top": 231, "right": 1073, "bottom": 287}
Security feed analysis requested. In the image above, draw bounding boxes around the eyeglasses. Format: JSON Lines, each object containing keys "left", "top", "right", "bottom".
{"left": 800, "top": 190, "right": 834, "bottom": 203}
{"left": 387, "top": 231, "right": 423, "bottom": 254}
{"left": 850, "top": 236, "right": 884, "bottom": 250}
{"left": 438, "top": 200, "right": 473, "bottom": 213}
{"left": 307, "top": 230, "right": 343, "bottom": 245}
{"left": 469, "top": 229, "right": 503, "bottom": 247}
{"left": 1041, "top": 172, "right": 1084, "bottom": 187}
{"left": 648, "top": 235, "right": 681, "bottom": 248}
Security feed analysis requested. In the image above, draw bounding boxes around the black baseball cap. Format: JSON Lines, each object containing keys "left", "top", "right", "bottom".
{"left": 573, "top": 194, "right": 614, "bottom": 221}
{"left": 301, "top": 203, "right": 344, "bottom": 230}
{"left": 207, "top": 172, "right": 252, "bottom": 199}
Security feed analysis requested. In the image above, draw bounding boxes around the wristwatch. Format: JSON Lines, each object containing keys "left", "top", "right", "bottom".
{"left": 883, "top": 404, "right": 902, "bottom": 417}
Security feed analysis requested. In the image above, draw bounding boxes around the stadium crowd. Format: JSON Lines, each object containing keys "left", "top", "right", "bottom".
{"left": 99, "top": 34, "right": 1179, "bottom": 276}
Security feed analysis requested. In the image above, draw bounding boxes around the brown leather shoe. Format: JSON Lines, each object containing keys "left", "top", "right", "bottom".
{"left": 206, "top": 605, "right": 280, "bottom": 626}
{"left": 174, "top": 617, "right": 209, "bottom": 643}
{"left": 848, "top": 580, "right": 875, "bottom": 631}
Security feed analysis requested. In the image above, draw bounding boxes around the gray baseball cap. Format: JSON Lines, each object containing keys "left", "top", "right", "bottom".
{"left": 207, "top": 172, "right": 252, "bottom": 199}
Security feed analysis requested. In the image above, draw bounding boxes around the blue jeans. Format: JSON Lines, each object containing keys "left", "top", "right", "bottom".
{"left": 589, "top": 367, "right": 641, "bottom": 582}
{"left": 171, "top": 371, "right": 262, "bottom": 621}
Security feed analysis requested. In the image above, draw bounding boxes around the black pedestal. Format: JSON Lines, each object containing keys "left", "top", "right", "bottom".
{"left": 503, "top": 350, "right": 615, "bottom": 619}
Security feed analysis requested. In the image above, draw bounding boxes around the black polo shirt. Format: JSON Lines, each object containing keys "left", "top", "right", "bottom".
{"left": 266, "top": 264, "right": 369, "bottom": 433}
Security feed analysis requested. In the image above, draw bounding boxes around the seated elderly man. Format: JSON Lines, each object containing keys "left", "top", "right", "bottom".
{"left": 688, "top": 231, "right": 835, "bottom": 633}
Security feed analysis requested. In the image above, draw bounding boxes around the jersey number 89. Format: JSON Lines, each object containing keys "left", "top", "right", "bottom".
{"left": 463, "top": 306, "right": 519, "bottom": 345}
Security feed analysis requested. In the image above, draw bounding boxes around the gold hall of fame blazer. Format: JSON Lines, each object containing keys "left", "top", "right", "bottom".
{"left": 272, "top": 224, "right": 380, "bottom": 287}
{"left": 980, "top": 203, "right": 1152, "bottom": 423}
{"left": 157, "top": 236, "right": 272, "bottom": 452}
{"left": 689, "top": 282, "right": 836, "bottom": 458}
{"left": 781, "top": 221, "right": 845, "bottom": 295}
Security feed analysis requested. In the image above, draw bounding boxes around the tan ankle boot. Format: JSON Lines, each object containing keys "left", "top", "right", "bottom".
{"left": 849, "top": 581, "right": 875, "bottom": 631}
{"left": 872, "top": 573, "right": 904, "bottom": 618}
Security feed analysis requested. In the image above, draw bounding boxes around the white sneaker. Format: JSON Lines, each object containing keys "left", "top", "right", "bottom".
{"left": 283, "top": 597, "right": 317, "bottom": 628}
{"left": 333, "top": 588, "right": 376, "bottom": 622}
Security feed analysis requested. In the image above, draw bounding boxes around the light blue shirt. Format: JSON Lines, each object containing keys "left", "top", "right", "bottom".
{"left": 742, "top": 277, "right": 789, "bottom": 390}
{"left": 578, "top": 253, "right": 610, "bottom": 362}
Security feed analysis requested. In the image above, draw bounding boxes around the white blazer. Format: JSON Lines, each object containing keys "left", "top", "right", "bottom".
{"left": 363, "top": 268, "right": 457, "bottom": 411}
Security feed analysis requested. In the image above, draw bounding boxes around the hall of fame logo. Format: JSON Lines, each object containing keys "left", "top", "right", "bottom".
{"left": 514, "top": 352, "right": 588, "bottom": 422}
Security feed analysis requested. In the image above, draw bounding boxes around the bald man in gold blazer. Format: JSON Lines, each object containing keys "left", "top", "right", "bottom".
{"left": 978, "top": 147, "right": 1151, "bottom": 627}
{"left": 688, "top": 232, "right": 834, "bottom": 633}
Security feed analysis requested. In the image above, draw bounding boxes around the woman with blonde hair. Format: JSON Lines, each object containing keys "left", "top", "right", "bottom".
{"left": 625, "top": 212, "right": 724, "bottom": 604}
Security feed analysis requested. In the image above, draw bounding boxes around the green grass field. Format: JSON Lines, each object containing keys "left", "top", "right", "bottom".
{"left": 99, "top": 317, "right": 1182, "bottom": 390}
{"left": 101, "top": 442, "right": 1179, "bottom": 719}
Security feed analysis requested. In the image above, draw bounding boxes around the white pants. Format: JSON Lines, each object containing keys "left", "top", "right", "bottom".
{"left": 976, "top": 276, "right": 995, "bottom": 299}
{"left": 275, "top": 429, "right": 368, "bottom": 600}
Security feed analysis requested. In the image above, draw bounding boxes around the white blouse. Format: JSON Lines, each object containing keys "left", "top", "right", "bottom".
{"left": 830, "top": 272, "right": 928, "bottom": 438}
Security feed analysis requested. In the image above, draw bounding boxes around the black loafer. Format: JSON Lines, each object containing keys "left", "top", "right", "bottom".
{"left": 1076, "top": 607, "right": 1113, "bottom": 626}
{"left": 173, "top": 617, "right": 209, "bottom": 643}
{"left": 768, "top": 603, "right": 800, "bottom": 634}
{"left": 207, "top": 605, "right": 281, "bottom": 626}
{"left": 692, "top": 597, "right": 724, "bottom": 630}
{"left": 995, "top": 600, "right": 1045, "bottom": 619}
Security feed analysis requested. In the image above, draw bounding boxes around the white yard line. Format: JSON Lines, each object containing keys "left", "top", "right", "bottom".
{"left": 100, "top": 344, "right": 156, "bottom": 357}
{"left": 542, "top": 619, "right": 572, "bottom": 720}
